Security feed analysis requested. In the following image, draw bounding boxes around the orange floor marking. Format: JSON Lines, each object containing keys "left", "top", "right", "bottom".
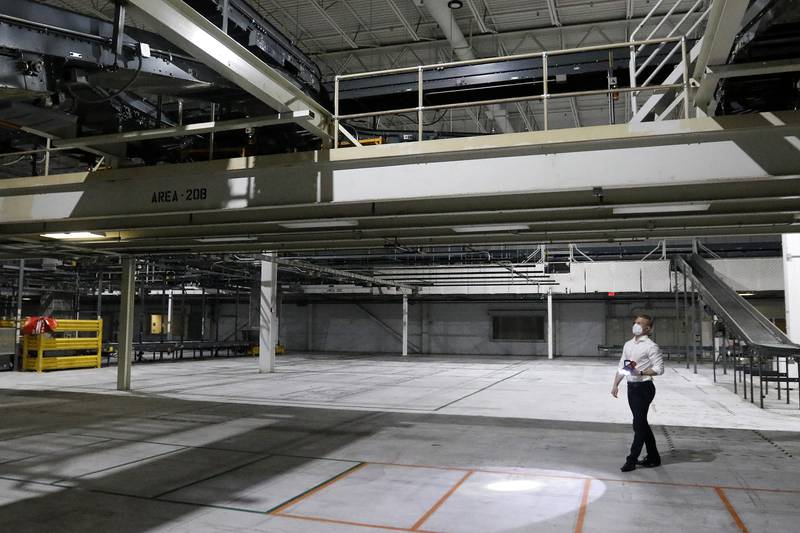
{"left": 715, "top": 487, "right": 750, "bottom": 533}
{"left": 269, "top": 462, "right": 366, "bottom": 515}
{"left": 574, "top": 478, "right": 592, "bottom": 533}
{"left": 276, "top": 513, "right": 439, "bottom": 533}
{"left": 362, "top": 460, "right": 800, "bottom": 495}
{"left": 411, "top": 470, "right": 474, "bottom": 531}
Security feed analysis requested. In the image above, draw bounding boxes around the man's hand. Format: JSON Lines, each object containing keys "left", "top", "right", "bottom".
{"left": 611, "top": 386, "right": 619, "bottom": 398}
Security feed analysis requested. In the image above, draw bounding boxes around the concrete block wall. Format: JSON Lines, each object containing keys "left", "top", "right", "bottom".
{"left": 280, "top": 299, "right": 615, "bottom": 356}
{"left": 279, "top": 297, "right": 786, "bottom": 357}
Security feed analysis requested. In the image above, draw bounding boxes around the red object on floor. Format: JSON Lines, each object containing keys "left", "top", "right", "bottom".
{"left": 21, "top": 316, "right": 58, "bottom": 335}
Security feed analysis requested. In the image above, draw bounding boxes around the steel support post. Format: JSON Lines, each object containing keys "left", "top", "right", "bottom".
{"left": 14, "top": 259, "right": 24, "bottom": 371}
{"left": 722, "top": 327, "right": 727, "bottom": 376}
{"left": 234, "top": 285, "right": 240, "bottom": 342}
{"left": 733, "top": 338, "right": 738, "bottom": 395}
{"left": 712, "top": 318, "right": 717, "bottom": 382}
{"left": 402, "top": 294, "right": 409, "bottom": 356}
{"left": 117, "top": 257, "right": 135, "bottom": 391}
{"left": 44, "top": 138, "right": 51, "bottom": 177}
{"left": 680, "top": 37, "right": 690, "bottom": 119}
{"left": 673, "top": 268, "right": 679, "bottom": 360}
{"left": 783, "top": 234, "right": 800, "bottom": 343}
{"left": 749, "top": 351, "right": 754, "bottom": 403}
{"left": 166, "top": 292, "right": 173, "bottom": 341}
{"left": 334, "top": 77, "right": 340, "bottom": 148}
{"left": 684, "top": 274, "right": 689, "bottom": 368}
{"left": 547, "top": 290, "right": 554, "bottom": 359}
{"left": 758, "top": 352, "right": 764, "bottom": 408}
{"left": 96, "top": 273, "right": 103, "bottom": 319}
{"left": 259, "top": 254, "right": 278, "bottom": 373}
{"left": 417, "top": 67, "right": 424, "bottom": 142}
{"left": 200, "top": 288, "right": 206, "bottom": 341}
{"left": 307, "top": 303, "right": 313, "bottom": 352}
{"left": 542, "top": 53, "right": 549, "bottom": 131}
{"left": 786, "top": 356, "right": 791, "bottom": 405}
{"left": 692, "top": 282, "right": 699, "bottom": 374}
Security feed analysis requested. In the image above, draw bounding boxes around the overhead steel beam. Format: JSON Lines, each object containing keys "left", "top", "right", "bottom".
{"left": 466, "top": 0, "right": 492, "bottom": 34}
{"left": 694, "top": 58, "right": 800, "bottom": 110}
{"left": 263, "top": 255, "right": 414, "bottom": 292}
{"left": 692, "top": 0, "right": 749, "bottom": 110}
{"left": 126, "top": 0, "right": 331, "bottom": 142}
{"left": 387, "top": 0, "right": 420, "bottom": 42}
{"left": 544, "top": 0, "right": 562, "bottom": 27}
{"left": 54, "top": 111, "right": 313, "bottom": 149}
{"left": 340, "top": 0, "right": 383, "bottom": 46}
{"left": 309, "top": 0, "right": 358, "bottom": 49}
{"left": 314, "top": 11, "right": 704, "bottom": 60}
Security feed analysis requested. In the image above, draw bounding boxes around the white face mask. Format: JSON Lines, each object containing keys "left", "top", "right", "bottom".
{"left": 632, "top": 323, "right": 644, "bottom": 336}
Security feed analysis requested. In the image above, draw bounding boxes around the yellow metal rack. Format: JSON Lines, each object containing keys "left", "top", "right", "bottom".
{"left": 22, "top": 319, "right": 103, "bottom": 372}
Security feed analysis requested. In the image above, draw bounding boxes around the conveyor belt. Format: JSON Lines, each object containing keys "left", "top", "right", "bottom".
{"left": 676, "top": 254, "right": 799, "bottom": 356}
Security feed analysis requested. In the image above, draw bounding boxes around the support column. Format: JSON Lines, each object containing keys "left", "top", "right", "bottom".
{"left": 14, "top": 259, "right": 24, "bottom": 371}
{"left": 547, "top": 290, "right": 554, "bottom": 359}
{"left": 259, "top": 255, "right": 278, "bottom": 373}
{"left": 117, "top": 257, "right": 135, "bottom": 391}
{"left": 691, "top": 280, "right": 699, "bottom": 374}
{"left": 166, "top": 292, "right": 173, "bottom": 340}
{"left": 402, "top": 294, "right": 409, "bottom": 357}
{"left": 784, "top": 234, "right": 800, "bottom": 343}
{"left": 307, "top": 303, "right": 313, "bottom": 352}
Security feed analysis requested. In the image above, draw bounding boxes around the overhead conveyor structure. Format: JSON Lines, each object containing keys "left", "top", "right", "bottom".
{"left": 1, "top": 111, "right": 800, "bottom": 258}
{"left": 674, "top": 254, "right": 800, "bottom": 409}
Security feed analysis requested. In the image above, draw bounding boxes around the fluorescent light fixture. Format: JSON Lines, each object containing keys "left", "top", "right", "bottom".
{"left": 452, "top": 224, "right": 529, "bottom": 233}
{"left": 612, "top": 203, "right": 711, "bottom": 215}
{"left": 279, "top": 220, "right": 359, "bottom": 229}
{"left": 737, "top": 292, "right": 754, "bottom": 297}
{"left": 41, "top": 231, "right": 106, "bottom": 240}
{"left": 196, "top": 236, "right": 258, "bottom": 243}
{"left": 510, "top": 76, "right": 520, "bottom": 80}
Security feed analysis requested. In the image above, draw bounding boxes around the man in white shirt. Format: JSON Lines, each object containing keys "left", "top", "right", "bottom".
{"left": 611, "top": 314, "right": 665, "bottom": 472}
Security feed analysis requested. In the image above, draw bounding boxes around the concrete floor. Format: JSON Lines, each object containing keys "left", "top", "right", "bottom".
{"left": 0, "top": 354, "right": 798, "bottom": 532}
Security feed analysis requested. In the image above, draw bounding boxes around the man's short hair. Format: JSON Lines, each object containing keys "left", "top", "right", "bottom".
{"left": 636, "top": 314, "right": 654, "bottom": 328}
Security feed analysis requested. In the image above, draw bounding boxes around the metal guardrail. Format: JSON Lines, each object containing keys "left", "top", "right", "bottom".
{"left": 629, "top": 0, "right": 711, "bottom": 119}
{"left": 333, "top": 36, "right": 690, "bottom": 148}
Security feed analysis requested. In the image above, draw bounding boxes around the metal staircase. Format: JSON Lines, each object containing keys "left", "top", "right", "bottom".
{"left": 629, "top": 0, "right": 712, "bottom": 122}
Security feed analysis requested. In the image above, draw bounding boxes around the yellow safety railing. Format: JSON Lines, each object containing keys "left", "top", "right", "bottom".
{"left": 22, "top": 318, "right": 103, "bottom": 373}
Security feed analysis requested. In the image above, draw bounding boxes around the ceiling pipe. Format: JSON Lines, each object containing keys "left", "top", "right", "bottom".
{"left": 422, "top": 0, "right": 515, "bottom": 134}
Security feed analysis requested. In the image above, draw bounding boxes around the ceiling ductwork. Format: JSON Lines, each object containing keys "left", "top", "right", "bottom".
{"left": 423, "top": 0, "right": 515, "bottom": 134}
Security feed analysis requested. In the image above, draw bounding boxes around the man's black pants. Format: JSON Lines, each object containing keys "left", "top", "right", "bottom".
{"left": 627, "top": 381, "right": 659, "bottom": 462}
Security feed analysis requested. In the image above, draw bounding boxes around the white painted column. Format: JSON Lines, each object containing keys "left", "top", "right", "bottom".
{"left": 14, "top": 259, "right": 24, "bottom": 371}
{"left": 117, "top": 257, "right": 135, "bottom": 391}
{"left": 259, "top": 255, "right": 278, "bottom": 373}
{"left": 547, "top": 290, "right": 554, "bottom": 359}
{"left": 402, "top": 294, "right": 409, "bottom": 356}
{"left": 783, "top": 234, "right": 800, "bottom": 343}
{"left": 166, "top": 292, "right": 173, "bottom": 340}
{"left": 307, "top": 302, "right": 313, "bottom": 352}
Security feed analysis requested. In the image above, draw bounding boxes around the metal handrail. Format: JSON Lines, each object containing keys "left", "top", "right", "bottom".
{"left": 333, "top": 36, "right": 688, "bottom": 147}
{"left": 635, "top": 0, "right": 706, "bottom": 78}
{"left": 629, "top": 0, "right": 708, "bottom": 118}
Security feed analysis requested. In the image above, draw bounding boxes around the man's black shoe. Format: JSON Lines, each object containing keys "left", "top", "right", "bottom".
{"left": 637, "top": 456, "right": 661, "bottom": 468}
{"left": 620, "top": 461, "right": 636, "bottom": 472}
